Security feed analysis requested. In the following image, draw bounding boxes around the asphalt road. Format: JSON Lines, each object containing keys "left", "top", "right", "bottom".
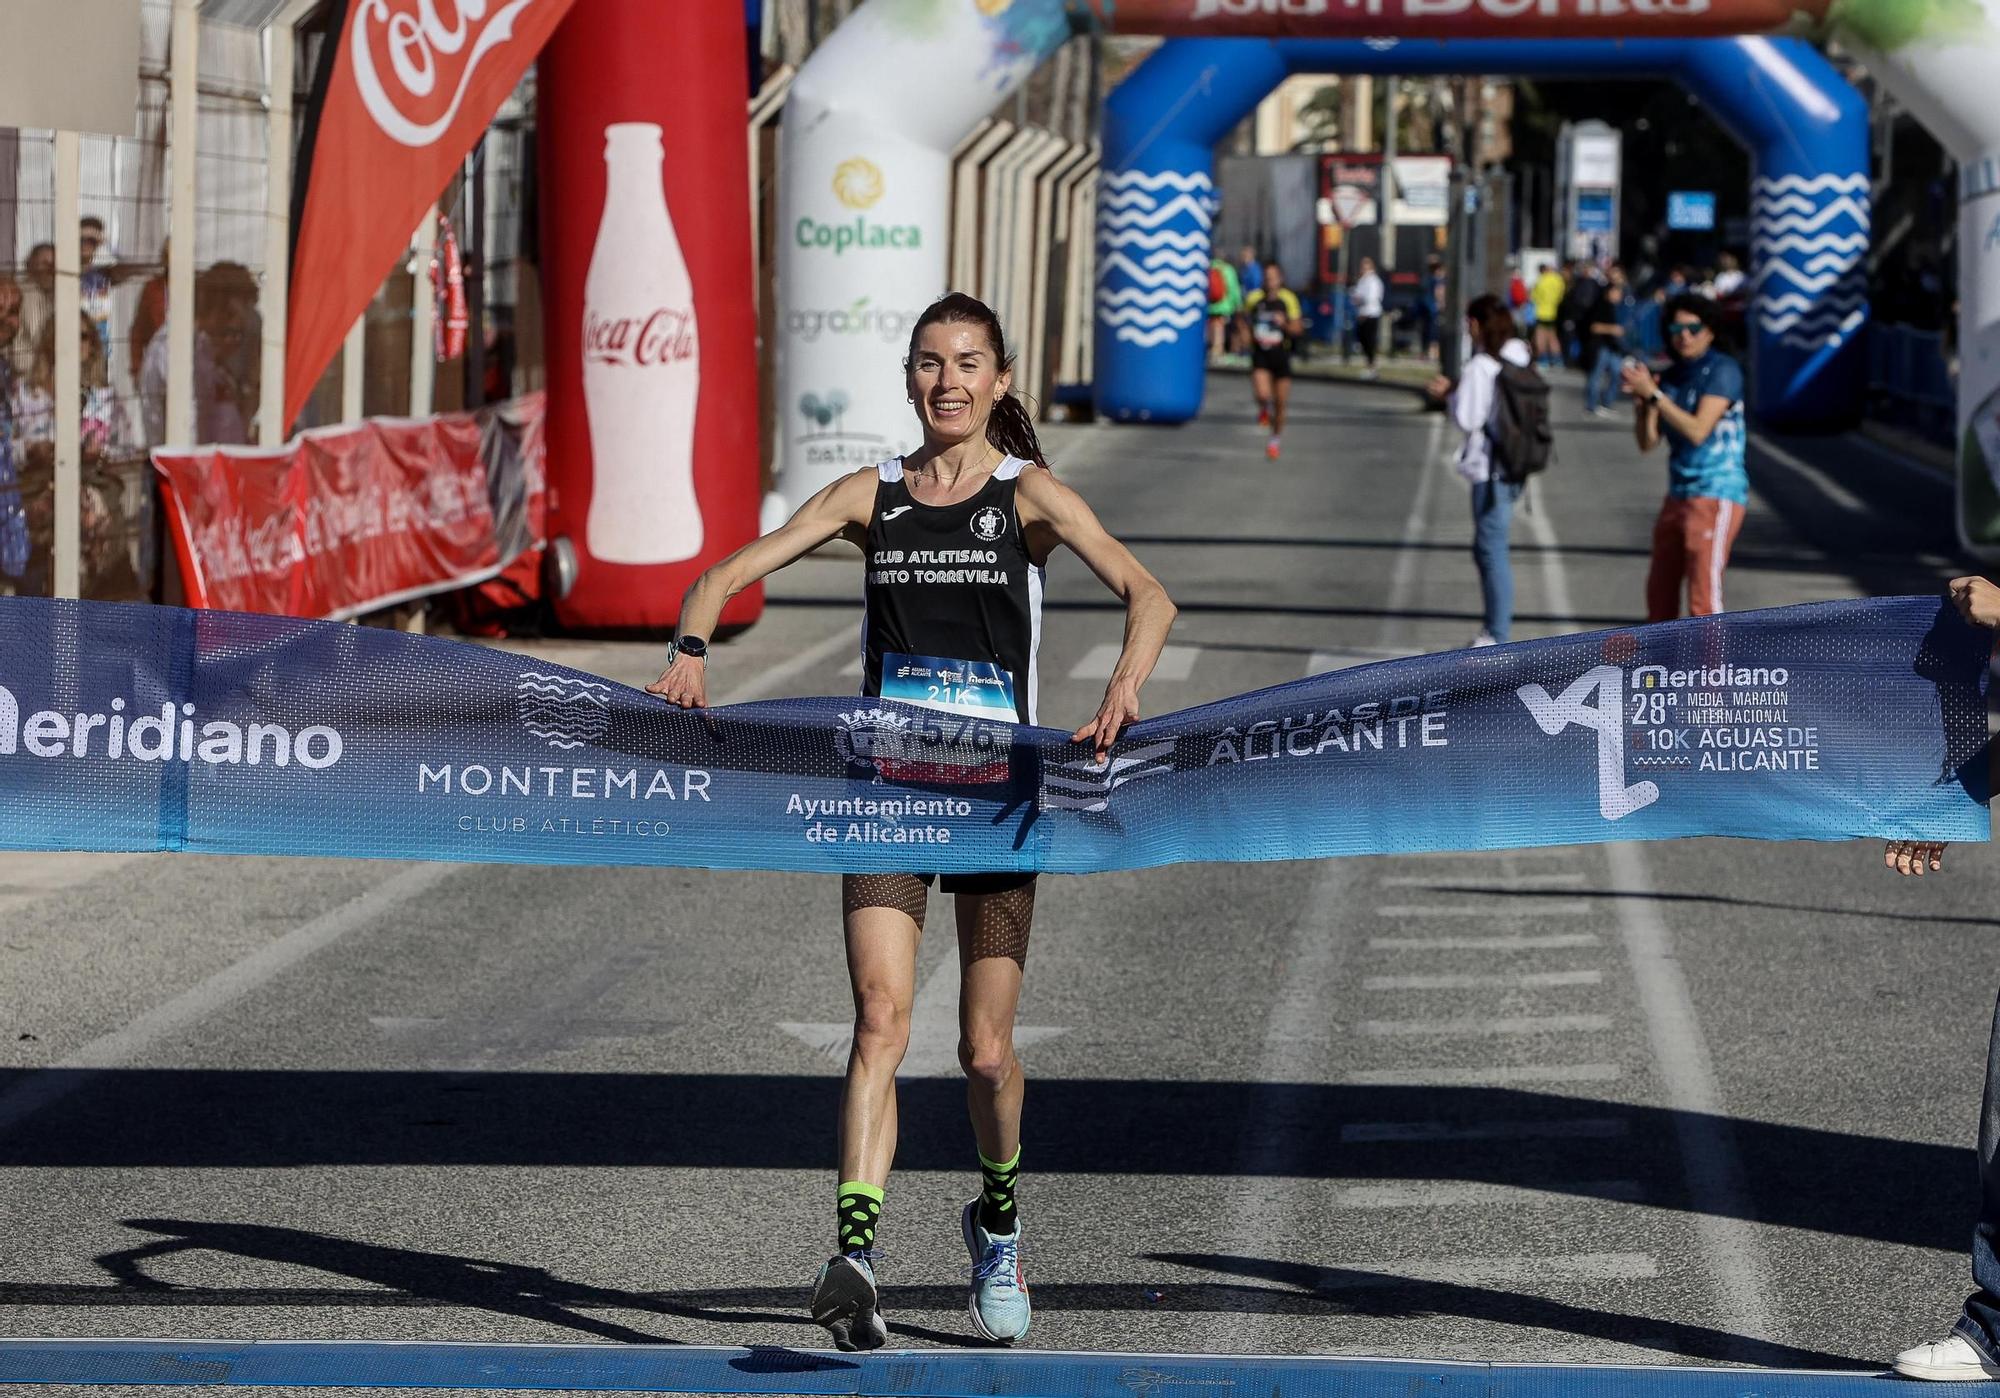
{"left": 3, "top": 370, "right": 1995, "bottom": 1378}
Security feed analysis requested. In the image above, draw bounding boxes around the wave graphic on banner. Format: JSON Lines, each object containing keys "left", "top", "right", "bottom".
{"left": 0, "top": 597, "right": 1986, "bottom": 873}
{"left": 1751, "top": 173, "right": 1870, "bottom": 353}
{"left": 1096, "top": 168, "right": 1214, "bottom": 349}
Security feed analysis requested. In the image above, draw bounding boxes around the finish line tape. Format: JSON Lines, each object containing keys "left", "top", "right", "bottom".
{"left": 0, "top": 596, "right": 1985, "bottom": 871}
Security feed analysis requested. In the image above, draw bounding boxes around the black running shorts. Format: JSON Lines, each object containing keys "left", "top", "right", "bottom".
{"left": 1251, "top": 347, "right": 1292, "bottom": 379}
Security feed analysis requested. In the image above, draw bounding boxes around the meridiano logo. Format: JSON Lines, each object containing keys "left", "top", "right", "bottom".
{"left": 0, "top": 683, "right": 343, "bottom": 768}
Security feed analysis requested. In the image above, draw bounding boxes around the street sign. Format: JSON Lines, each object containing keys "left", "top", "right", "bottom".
{"left": 1576, "top": 189, "right": 1616, "bottom": 234}
{"left": 1668, "top": 190, "right": 1717, "bottom": 231}
{"left": 1388, "top": 155, "right": 1451, "bottom": 227}
{"left": 1329, "top": 184, "right": 1374, "bottom": 228}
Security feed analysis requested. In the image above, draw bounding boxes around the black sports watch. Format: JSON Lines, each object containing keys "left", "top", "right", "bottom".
{"left": 672, "top": 634, "right": 708, "bottom": 662}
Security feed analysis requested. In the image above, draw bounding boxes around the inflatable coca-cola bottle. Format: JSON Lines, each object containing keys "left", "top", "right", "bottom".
{"left": 582, "top": 122, "right": 703, "bottom": 564}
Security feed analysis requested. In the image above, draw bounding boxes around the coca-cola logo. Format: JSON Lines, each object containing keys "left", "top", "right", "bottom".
{"left": 349, "top": 0, "right": 540, "bottom": 149}
{"left": 584, "top": 307, "right": 698, "bottom": 367}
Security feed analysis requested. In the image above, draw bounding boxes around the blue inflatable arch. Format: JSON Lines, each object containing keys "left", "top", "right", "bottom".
{"left": 1095, "top": 38, "right": 1867, "bottom": 430}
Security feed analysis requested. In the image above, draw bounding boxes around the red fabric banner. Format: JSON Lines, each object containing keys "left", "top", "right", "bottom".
{"left": 153, "top": 393, "right": 546, "bottom": 620}
{"left": 284, "top": 0, "right": 576, "bottom": 433}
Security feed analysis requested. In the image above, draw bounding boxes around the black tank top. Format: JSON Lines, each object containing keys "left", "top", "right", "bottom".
{"left": 862, "top": 455, "right": 1044, "bottom": 724}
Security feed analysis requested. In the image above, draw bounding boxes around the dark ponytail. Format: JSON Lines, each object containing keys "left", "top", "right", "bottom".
{"left": 906, "top": 291, "right": 1049, "bottom": 468}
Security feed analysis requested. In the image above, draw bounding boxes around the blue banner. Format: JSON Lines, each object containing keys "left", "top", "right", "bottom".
{"left": 0, "top": 597, "right": 1986, "bottom": 872}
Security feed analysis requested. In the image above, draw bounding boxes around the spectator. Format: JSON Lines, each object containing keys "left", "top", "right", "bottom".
{"left": 0, "top": 276, "right": 27, "bottom": 591}
{"left": 16, "top": 310, "right": 120, "bottom": 470}
{"left": 78, "top": 216, "right": 114, "bottom": 361}
{"left": 1530, "top": 262, "right": 1566, "bottom": 367}
{"left": 1351, "top": 255, "right": 1385, "bottom": 378}
{"left": 141, "top": 268, "right": 250, "bottom": 447}
{"left": 1427, "top": 294, "right": 1533, "bottom": 647}
{"left": 1584, "top": 281, "right": 1628, "bottom": 417}
{"left": 1711, "top": 250, "right": 1746, "bottom": 300}
{"left": 129, "top": 237, "right": 170, "bottom": 387}
{"left": 1236, "top": 245, "right": 1263, "bottom": 307}
{"left": 1205, "top": 255, "right": 1242, "bottom": 364}
{"left": 1557, "top": 262, "right": 1602, "bottom": 368}
{"left": 1620, "top": 295, "right": 1747, "bottom": 620}
{"left": 14, "top": 243, "right": 53, "bottom": 378}
{"left": 1415, "top": 254, "right": 1445, "bottom": 362}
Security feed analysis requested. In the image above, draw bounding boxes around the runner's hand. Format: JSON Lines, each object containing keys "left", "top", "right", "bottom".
{"left": 1073, "top": 681, "right": 1140, "bottom": 763}
{"left": 646, "top": 656, "right": 707, "bottom": 709}
{"left": 1949, "top": 576, "right": 2000, "bottom": 630}
{"left": 1883, "top": 840, "right": 1946, "bottom": 876}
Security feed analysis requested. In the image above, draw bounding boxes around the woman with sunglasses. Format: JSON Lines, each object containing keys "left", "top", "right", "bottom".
{"left": 1618, "top": 295, "right": 1747, "bottom": 621}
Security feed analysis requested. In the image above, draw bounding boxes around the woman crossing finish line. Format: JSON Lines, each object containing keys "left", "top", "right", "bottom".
{"left": 647, "top": 292, "right": 1178, "bottom": 1351}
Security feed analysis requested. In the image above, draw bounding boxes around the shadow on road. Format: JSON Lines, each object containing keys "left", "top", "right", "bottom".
{"left": 0, "top": 1072, "right": 1971, "bottom": 1256}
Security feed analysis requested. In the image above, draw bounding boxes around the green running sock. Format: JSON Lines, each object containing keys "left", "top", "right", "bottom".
{"left": 978, "top": 1146, "right": 1020, "bottom": 1234}
{"left": 837, "top": 1180, "right": 883, "bottom": 1255}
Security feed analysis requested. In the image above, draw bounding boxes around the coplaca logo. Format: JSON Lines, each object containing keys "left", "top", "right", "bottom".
{"left": 833, "top": 158, "right": 884, "bottom": 211}
{"left": 350, "top": 0, "right": 538, "bottom": 149}
{"left": 516, "top": 671, "right": 610, "bottom": 752}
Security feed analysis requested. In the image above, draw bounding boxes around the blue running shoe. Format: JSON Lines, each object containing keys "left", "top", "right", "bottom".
{"left": 960, "top": 1200, "right": 1030, "bottom": 1343}
{"left": 809, "top": 1251, "right": 887, "bottom": 1352}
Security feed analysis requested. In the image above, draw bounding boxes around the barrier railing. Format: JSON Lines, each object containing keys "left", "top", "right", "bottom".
{"left": 1867, "top": 322, "right": 1955, "bottom": 445}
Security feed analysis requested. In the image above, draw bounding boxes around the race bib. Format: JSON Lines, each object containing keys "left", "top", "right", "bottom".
{"left": 881, "top": 652, "right": 1018, "bottom": 720}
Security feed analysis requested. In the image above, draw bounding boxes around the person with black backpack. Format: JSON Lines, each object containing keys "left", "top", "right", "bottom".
{"left": 1427, "top": 293, "right": 1550, "bottom": 647}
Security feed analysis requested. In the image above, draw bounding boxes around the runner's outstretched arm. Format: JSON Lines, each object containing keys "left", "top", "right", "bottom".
{"left": 1017, "top": 468, "right": 1177, "bottom": 760}
{"left": 646, "top": 470, "right": 875, "bottom": 709}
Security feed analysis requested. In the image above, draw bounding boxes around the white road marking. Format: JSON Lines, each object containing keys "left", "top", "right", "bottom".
{"left": 1334, "top": 1180, "right": 1644, "bottom": 1209}
{"left": 1381, "top": 873, "right": 1587, "bottom": 888}
{"left": 1369, "top": 933, "right": 1600, "bottom": 950}
{"left": 1304, "top": 645, "right": 1415, "bottom": 676}
{"left": 1522, "top": 477, "right": 1779, "bottom": 1356}
{"left": 840, "top": 654, "right": 864, "bottom": 677}
{"left": 0, "top": 862, "right": 459, "bottom": 1138}
{"left": 1392, "top": 848, "right": 1578, "bottom": 860}
{"left": 1069, "top": 641, "right": 1199, "bottom": 681}
{"left": 1341, "top": 1117, "right": 1629, "bottom": 1143}
{"left": 1358, "top": 1013, "right": 1613, "bottom": 1037}
{"left": 1363, "top": 969, "right": 1602, "bottom": 990}
{"left": 1748, "top": 436, "right": 1870, "bottom": 515}
{"left": 1317, "top": 1252, "right": 1658, "bottom": 1287}
{"left": 1340, "top": 1063, "right": 1622, "bottom": 1086}
{"left": 1374, "top": 903, "right": 1591, "bottom": 918}
{"left": 780, "top": 937, "right": 1066, "bottom": 1077}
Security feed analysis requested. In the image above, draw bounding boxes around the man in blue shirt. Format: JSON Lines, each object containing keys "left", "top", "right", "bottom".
{"left": 1619, "top": 296, "right": 1748, "bottom": 620}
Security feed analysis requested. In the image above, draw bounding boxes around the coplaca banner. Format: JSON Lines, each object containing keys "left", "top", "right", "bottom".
{"left": 0, "top": 596, "right": 1984, "bottom": 871}
{"left": 772, "top": 0, "right": 1071, "bottom": 515}
{"left": 151, "top": 394, "right": 546, "bottom": 622}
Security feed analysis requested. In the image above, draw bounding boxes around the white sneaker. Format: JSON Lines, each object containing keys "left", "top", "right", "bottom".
{"left": 1470, "top": 632, "right": 1499, "bottom": 648}
{"left": 1894, "top": 1334, "right": 2000, "bottom": 1380}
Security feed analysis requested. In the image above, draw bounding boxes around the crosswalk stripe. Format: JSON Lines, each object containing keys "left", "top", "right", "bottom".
{"left": 1333, "top": 1180, "right": 1644, "bottom": 1208}
{"left": 1363, "top": 969, "right": 1603, "bottom": 990}
{"left": 1339, "top": 1063, "right": 1622, "bottom": 1086}
{"left": 1069, "top": 641, "right": 1199, "bottom": 681}
{"left": 1358, "top": 1013, "right": 1614, "bottom": 1036}
{"left": 1369, "top": 933, "right": 1599, "bottom": 950}
{"left": 1374, "top": 903, "right": 1592, "bottom": 918}
{"left": 1317, "top": 1252, "right": 1656, "bottom": 1286}
{"left": 1340, "top": 1117, "right": 1629, "bottom": 1143}
{"left": 1382, "top": 873, "right": 1588, "bottom": 888}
